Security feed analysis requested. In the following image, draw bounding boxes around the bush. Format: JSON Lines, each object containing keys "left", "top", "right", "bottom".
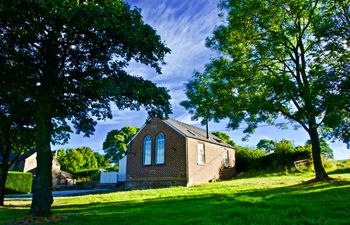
{"left": 235, "top": 147, "right": 267, "bottom": 171}
{"left": 74, "top": 169, "right": 99, "bottom": 177}
{"left": 5, "top": 171, "right": 33, "bottom": 194}
{"left": 106, "top": 165, "right": 119, "bottom": 172}
{"left": 74, "top": 169, "right": 100, "bottom": 182}
{"left": 235, "top": 141, "right": 312, "bottom": 173}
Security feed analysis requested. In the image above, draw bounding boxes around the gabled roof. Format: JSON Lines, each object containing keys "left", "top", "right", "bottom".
{"left": 163, "top": 119, "right": 234, "bottom": 149}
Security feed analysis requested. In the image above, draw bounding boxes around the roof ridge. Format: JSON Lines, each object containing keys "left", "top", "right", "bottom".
{"left": 167, "top": 118, "right": 209, "bottom": 134}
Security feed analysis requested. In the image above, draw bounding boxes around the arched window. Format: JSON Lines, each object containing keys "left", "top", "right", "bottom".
{"left": 143, "top": 135, "right": 152, "bottom": 165}
{"left": 155, "top": 133, "right": 165, "bottom": 164}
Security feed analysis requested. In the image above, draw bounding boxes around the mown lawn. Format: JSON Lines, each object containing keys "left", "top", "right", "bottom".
{"left": 1, "top": 170, "right": 350, "bottom": 225}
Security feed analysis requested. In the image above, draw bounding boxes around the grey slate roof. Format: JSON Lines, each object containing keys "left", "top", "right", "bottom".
{"left": 163, "top": 119, "right": 234, "bottom": 149}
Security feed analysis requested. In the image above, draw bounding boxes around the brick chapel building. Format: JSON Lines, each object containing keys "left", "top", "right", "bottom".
{"left": 125, "top": 117, "right": 236, "bottom": 189}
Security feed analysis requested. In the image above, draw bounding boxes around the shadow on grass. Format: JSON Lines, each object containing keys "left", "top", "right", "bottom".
{"left": 328, "top": 168, "right": 350, "bottom": 175}
{"left": 2, "top": 180, "right": 350, "bottom": 225}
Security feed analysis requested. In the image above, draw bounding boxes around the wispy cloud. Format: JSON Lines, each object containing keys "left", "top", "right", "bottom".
{"left": 127, "top": 0, "right": 221, "bottom": 110}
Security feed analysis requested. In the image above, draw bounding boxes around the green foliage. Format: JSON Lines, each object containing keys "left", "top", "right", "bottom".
{"left": 236, "top": 139, "right": 312, "bottom": 172}
{"left": 235, "top": 146, "right": 267, "bottom": 171}
{"left": 181, "top": 0, "right": 350, "bottom": 179}
{"left": 103, "top": 126, "right": 140, "bottom": 164}
{"left": 212, "top": 131, "right": 237, "bottom": 148}
{"left": 5, "top": 172, "right": 32, "bottom": 194}
{"left": 306, "top": 139, "right": 334, "bottom": 159}
{"left": 56, "top": 147, "right": 106, "bottom": 174}
{"left": 74, "top": 169, "right": 100, "bottom": 182}
{"left": 94, "top": 152, "right": 110, "bottom": 169}
{"left": 74, "top": 169, "right": 100, "bottom": 178}
{"left": 256, "top": 139, "right": 275, "bottom": 154}
{"left": 106, "top": 165, "right": 119, "bottom": 172}
{"left": 1, "top": 0, "right": 171, "bottom": 214}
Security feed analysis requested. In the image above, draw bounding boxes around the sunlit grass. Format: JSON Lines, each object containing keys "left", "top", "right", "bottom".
{"left": 1, "top": 160, "right": 350, "bottom": 225}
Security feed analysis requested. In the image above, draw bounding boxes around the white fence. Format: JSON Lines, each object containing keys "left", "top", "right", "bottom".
{"left": 100, "top": 171, "right": 118, "bottom": 184}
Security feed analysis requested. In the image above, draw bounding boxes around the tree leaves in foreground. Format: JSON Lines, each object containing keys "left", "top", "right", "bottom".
{"left": 181, "top": 0, "right": 349, "bottom": 180}
{"left": 103, "top": 126, "right": 140, "bottom": 164}
{"left": 1, "top": 0, "right": 171, "bottom": 216}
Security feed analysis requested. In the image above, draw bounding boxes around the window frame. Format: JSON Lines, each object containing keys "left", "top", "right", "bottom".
{"left": 197, "top": 143, "right": 205, "bottom": 165}
{"left": 143, "top": 135, "right": 152, "bottom": 166}
{"left": 223, "top": 149, "right": 229, "bottom": 168}
{"left": 155, "top": 132, "right": 165, "bottom": 165}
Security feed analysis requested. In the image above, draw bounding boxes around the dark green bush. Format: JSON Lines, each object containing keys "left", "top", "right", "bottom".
{"left": 74, "top": 169, "right": 99, "bottom": 177}
{"left": 235, "top": 147, "right": 267, "bottom": 171}
{"left": 235, "top": 143, "right": 312, "bottom": 172}
{"left": 74, "top": 169, "right": 100, "bottom": 182}
{"left": 5, "top": 171, "right": 33, "bottom": 194}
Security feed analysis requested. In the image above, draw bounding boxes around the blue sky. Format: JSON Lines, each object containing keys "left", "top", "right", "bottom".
{"left": 54, "top": 0, "right": 350, "bottom": 160}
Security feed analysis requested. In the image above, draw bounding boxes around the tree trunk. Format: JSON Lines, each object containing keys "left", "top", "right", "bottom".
{"left": 30, "top": 101, "right": 53, "bottom": 216}
{"left": 308, "top": 123, "right": 329, "bottom": 180}
{"left": 0, "top": 157, "right": 9, "bottom": 206}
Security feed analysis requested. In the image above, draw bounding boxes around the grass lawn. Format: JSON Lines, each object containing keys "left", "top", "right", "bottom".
{"left": 1, "top": 167, "right": 350, "bottom": 224}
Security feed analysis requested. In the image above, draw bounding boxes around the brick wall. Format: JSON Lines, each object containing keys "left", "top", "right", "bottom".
{"left": 187, "top": 138, "right": 235, "bottom": 186}
{"left": 126, "top": 118, "right": 187, "bottom": 189}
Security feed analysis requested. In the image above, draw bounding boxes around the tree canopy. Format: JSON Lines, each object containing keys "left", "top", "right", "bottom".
{"left": 212, "top": 131, "right": 237, "bottom": 148}
{"left": 56, "top": 147, "right": 108, "bottom": 174}
{"left": 1, "top": 0, "right": 171, "bottom": 216}
{"left": 256, "top": 139, "right": 275, "bottom": 154}
{"left": 103, "top": 126, "right": 140, "bottom": 164}
{"left": 181, "top": 0, "right": 349, "bottom": 180}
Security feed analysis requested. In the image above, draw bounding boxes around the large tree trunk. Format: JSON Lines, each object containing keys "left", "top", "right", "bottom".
{"left": 30, "top": 100, "right": 53, "bottom": 216}
{"left": 308, "top": 123, "right": 328, "bottom": 180}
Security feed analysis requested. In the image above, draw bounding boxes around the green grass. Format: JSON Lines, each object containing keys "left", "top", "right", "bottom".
{"left": 1, "top": 162, "right": 350, "bottom": 225}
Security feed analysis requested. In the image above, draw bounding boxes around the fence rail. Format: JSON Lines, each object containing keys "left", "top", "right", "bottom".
{"left": 294, "top": 159, "right": 310, "bottom": 170}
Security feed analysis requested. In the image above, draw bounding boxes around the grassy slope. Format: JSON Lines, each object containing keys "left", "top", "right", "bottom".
{"left": 1, "top": 162, "right": 350, "bottom": 225}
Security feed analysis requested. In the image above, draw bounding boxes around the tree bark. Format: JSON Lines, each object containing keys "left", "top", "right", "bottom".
{"left": 308, "top": 122, "right": 329, "bottom": 180}
{"left": 30, "top": 99, "right": 53, "bottom": 216}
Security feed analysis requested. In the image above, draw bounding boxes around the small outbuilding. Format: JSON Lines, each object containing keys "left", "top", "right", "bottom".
{"left": 125, "top": 117, "right": 236, "bottom": 189}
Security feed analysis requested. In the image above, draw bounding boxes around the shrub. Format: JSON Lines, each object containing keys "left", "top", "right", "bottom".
{"left": 235, "top": 141, "right": 312, "bottom": 173}
{"left": 235, "top": 147, "right": 267, "bottom": 171}
{"left": 74, "top": 169, "right": 100, "bottom": 182}
{"left": 5, "top": 171, "right": 33, "bottom": 194}
{"left": 74, "top": 169, "right": 99, "bottom": 177}
{"left": 106, "top": 165, "right": 119, "bottom": 172}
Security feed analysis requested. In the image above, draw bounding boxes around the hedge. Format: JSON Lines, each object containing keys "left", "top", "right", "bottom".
{"left": 236, "top": 148, "right": 312, "bottom": 172}
{"left": 5, "top": 171, "right": 33, "bottom": 194}
{"left": 74, "top": 169, "right": 99, "bottom": 177}
{"left": 74, "top": 169, "right": 100, "bottom": 181}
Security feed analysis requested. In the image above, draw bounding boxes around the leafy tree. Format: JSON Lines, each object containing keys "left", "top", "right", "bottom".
{"left": 274, "top": 140, "right": 295, "bottom": 155}
{"left": 103, "top": 126, "right": 140, "bottom": 164}
{"left": 314, "top": 0, "right": 350, "bottom": 146}
{"left": 1, "top": 0, "right": 171, "bottom": 216}
{"left": 0, "top": 71, "right": 35, "bottom": 205}
{"left": 0, "top": 127, "right": 34, "bottom": 206}
{"left": 256, "top": 139, "right": 275, "bottom": 154}
{"left": 56, "top": 147, "right": 107, "bottom": 174}
{"left": 212, "top": 131, "right": 237, "bottom": 148}
{"left": 182, "top": 0, "right": 350, "bottom": 180}
{"left": 305, "top": 139, "right": 334, "bottom": 160}
{"left": 94, "top": 152, "right": 110, "bottom": 169}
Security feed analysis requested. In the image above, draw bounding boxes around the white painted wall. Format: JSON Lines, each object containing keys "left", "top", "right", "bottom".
{"left": 100, "top": 171, "right": 118, "bottom": 184}
{"left": 118, "top": 156, "right": 127, "bottom": 182}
